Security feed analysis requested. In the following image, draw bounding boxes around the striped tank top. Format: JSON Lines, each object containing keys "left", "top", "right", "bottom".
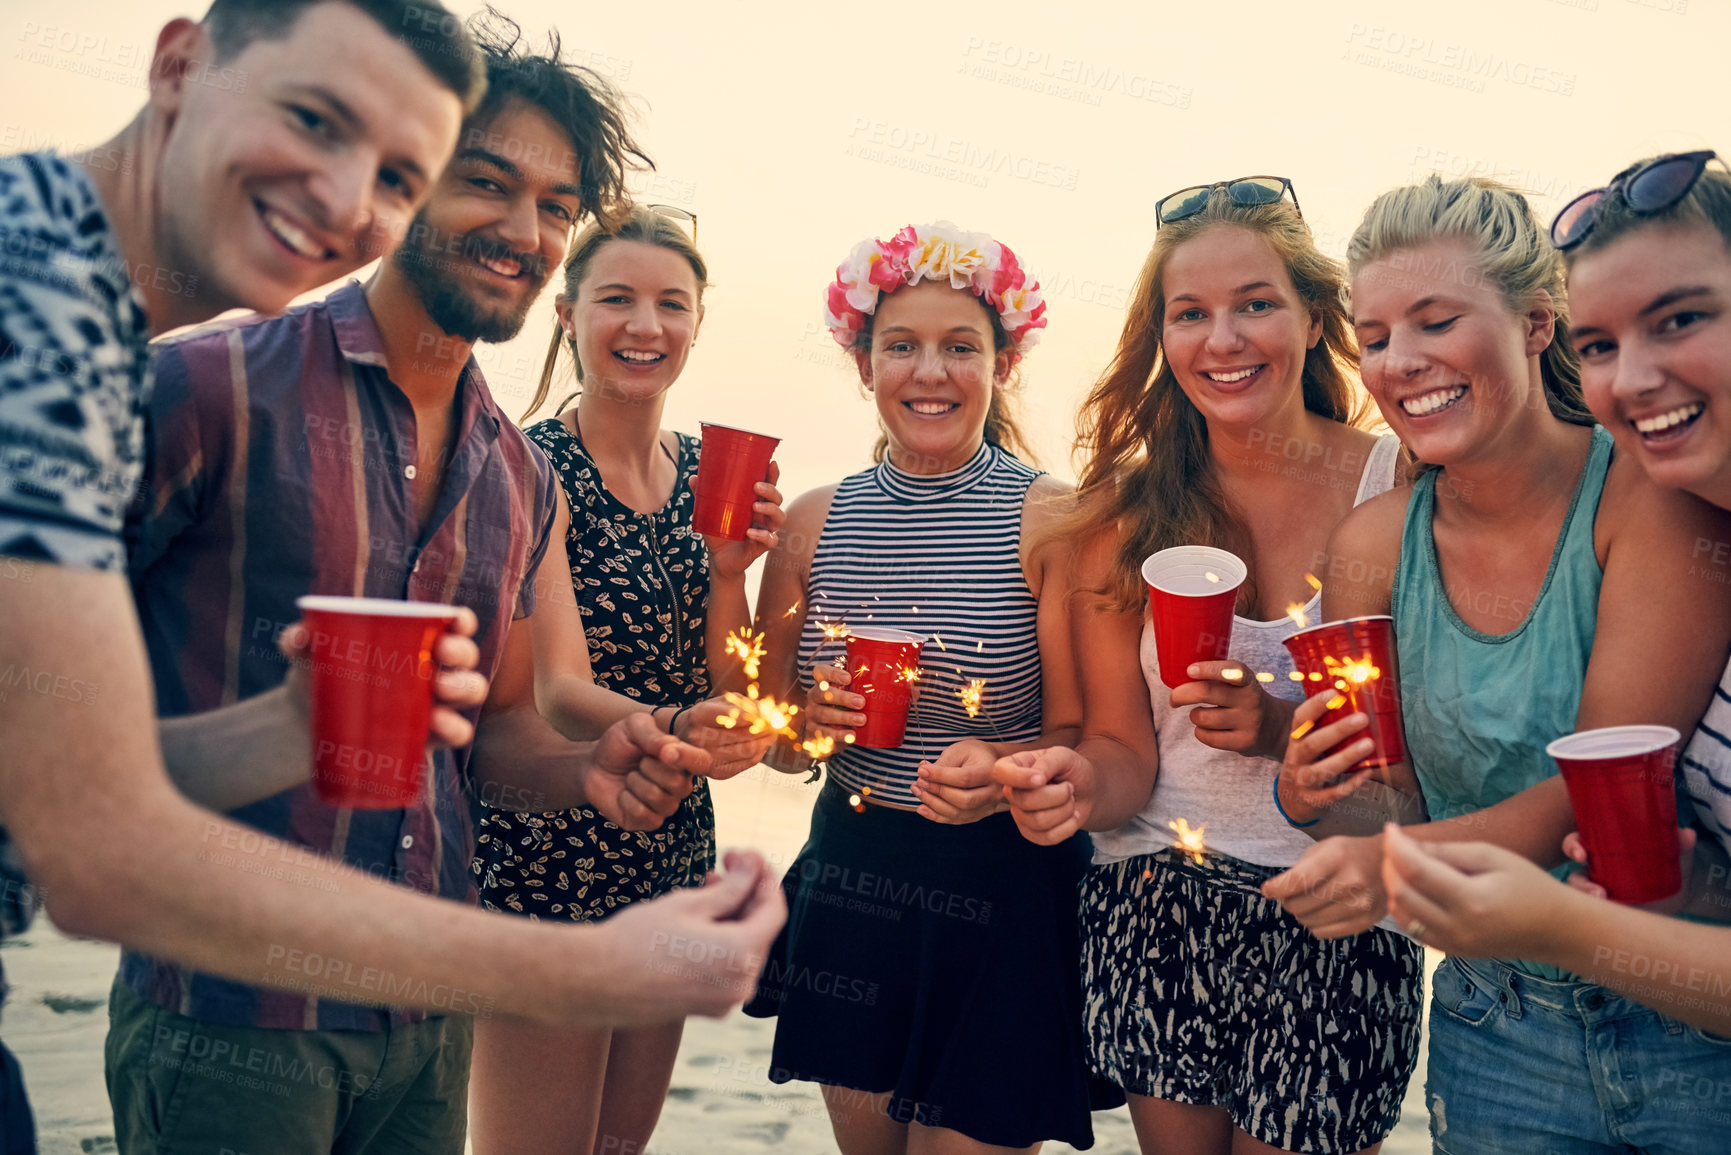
{"left": 798, "top": 442, "right": 1044, "bottom": 807}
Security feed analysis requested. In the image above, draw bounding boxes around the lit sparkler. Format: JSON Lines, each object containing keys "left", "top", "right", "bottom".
{"left": 957, "top": 677, "right": 987, "bottom": 718}
{"left": 716, "top": 684, "right": 801, "bottom": 740}
{"left": 725, "top": 628, "right": 767, "bottom": 681}
{"left": 1169, "top": 818, "right": 1208, "bottom": 864}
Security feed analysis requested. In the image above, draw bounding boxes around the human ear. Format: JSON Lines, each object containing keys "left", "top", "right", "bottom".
{"left": 148, "top": 19, "right": 209, "bottom": 120}
{"left": 1525, "top": 289, "right": 1557, "bottom": 357}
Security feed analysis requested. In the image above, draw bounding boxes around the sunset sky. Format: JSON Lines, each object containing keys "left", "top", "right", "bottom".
{"left": 5, "top": 0, "right": 1720, "bottom": 498}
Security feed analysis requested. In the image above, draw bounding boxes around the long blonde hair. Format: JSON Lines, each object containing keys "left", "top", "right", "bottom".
{"left": 520, "top": 205, "right": 709, "bottom": 423}
{"left": 1070, "top": 191, "right": 1372, "bottom": 612}
{"left": 1347, "top": 175, "right": 1591, "bottom": 433}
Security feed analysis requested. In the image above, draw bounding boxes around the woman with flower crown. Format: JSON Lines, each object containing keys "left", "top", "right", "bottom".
{"left": 744, "top": 221, "right": 1120, "bottom": 1151}
{"left": 993, "top": 178, "right": 1423, "bottom": 1154}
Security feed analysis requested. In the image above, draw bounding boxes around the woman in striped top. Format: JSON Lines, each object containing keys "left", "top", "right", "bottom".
{"left": 743, "top": 222, "right": 1120, "bottom": 1151}
{"left": 1380, "top": 152, "right": 1731, "bottom": 1038}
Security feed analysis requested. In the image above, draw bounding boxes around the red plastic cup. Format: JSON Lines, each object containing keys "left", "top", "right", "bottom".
{"left": 693, "top": 422, "right": 780, "bottom": 540}
{"left": 1282, "top": 615, "right": 1408, "bottom": 771}
{"left": 1548, "top": 725, "right": 1683, "bottom": 904}
{"left": 295, "top": 596, "right": 460, "bottom": 809}
{"left": 843, "top": 627, "right": 926, "bottom": 748}
{"left": 1142, "top": 547, "right": 1246, "bottom": 689}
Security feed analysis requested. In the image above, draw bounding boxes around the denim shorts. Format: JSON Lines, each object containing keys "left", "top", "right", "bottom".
{"left": 1427, "top": 954, "right": 1731, "bottom": 1154}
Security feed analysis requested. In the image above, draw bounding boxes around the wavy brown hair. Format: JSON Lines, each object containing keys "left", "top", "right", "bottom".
{"left": 1070, "top": 191, "right": 1373, "bottom": 613}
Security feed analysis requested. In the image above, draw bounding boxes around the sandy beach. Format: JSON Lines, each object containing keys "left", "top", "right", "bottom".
{"left": 5, "top": 765, "right": 1433, "bottom": 1153}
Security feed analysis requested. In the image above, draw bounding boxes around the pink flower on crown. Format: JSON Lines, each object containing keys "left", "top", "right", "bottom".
{"left": 821, "top": 221, "right": 1048, "bottom": 356}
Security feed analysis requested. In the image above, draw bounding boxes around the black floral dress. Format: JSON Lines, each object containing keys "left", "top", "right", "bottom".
{"left": 472, "top": 418, "right": 717, "bottom": 921}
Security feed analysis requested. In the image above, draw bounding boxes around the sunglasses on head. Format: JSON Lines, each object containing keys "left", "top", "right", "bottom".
{"left": 1550, "top": 150, "right": 1722, "bottom": 251}
{"left": 646, "top": 203, "right": 698, "bottom": 244}
{"left": 1155, "top": 175, "right": 1301, "bottom": 228}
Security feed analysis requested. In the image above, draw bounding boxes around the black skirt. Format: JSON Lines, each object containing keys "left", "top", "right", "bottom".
{"left": 743, "top": 783, "right": 1123, "bottom": 1148}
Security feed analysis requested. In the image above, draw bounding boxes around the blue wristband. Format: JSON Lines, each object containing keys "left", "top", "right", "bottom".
{"left": 1273, "top": 774, "right": 1321, "bottom": 828}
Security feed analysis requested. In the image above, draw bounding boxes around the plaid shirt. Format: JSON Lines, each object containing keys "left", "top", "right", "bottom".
{"left": 0, "top": 152, "right": 151, "bottom": 983}
{"left": 121, "top": 281, "right": 556, "bottom": 1030}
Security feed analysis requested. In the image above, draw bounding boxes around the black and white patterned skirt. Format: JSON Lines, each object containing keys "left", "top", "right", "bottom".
{"left": 1080, "top": 847, "right": 1423, "bottom": 1153}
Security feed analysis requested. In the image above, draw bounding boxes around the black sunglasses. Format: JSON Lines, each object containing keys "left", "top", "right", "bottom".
{"left": 1550, "top": 150, "right": 1720, "bottom": 251}
{"left": 1155, "top": 175, "right": 1301, "bottom": 228}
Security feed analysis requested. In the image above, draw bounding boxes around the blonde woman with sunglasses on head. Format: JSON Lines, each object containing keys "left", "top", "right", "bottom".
{"left": 467, "top": 205, "right": 785, "bottom": 1155}
{"left": 996, "top": 178, "right": 1423, "bottom": 1155}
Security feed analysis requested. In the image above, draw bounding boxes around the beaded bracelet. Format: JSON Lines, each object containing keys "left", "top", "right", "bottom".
{"left": 1273, "top": 774, "right": 1321, "bottom": 828}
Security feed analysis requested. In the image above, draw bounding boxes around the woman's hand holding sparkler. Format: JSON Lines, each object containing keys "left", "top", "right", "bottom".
{"left": 992, "top": 746, "right": 1094, "bottom": 845}
{"left": 914, "top": 739, "right": 1006, "bottom": 824}
{"left": 702, "top": 467, "right": 786, "bottom": 578}
{"left": 1262, "top": 833, "right": 1388, "bottom": 937}
{"left": 1173, "top": 659, "right": 1296, "bottom": 759}
{"left": 1381, "top": 824, "right": 1574, "bottom": 955}
{"left": 671, "top": 698, "right": 777, "bottom": 779}
{"left": 1276, "top": 689, "right": 1377, "bottom": 825}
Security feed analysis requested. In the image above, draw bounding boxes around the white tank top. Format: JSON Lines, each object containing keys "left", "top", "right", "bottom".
{"left": 1092, "top": 434, "right": 1403, "bottom": 869}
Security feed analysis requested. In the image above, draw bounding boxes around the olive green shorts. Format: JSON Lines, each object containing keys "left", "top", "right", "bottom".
{"left": 105, "top": 979, "right": 472, "bottom": 1155}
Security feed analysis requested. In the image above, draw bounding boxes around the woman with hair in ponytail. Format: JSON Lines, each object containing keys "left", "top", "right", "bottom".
{"left": 1262, "top": 175, "right": 1731, "bottom": 1153}
{"left": 466, "top": 205, "right": 785, "bottom": 1155}
{"left": 744, "top": 221, "right": 1121, "bottom": 1153}
{"left": 995, "top": 178, "right": 1423, "bottom": 1154}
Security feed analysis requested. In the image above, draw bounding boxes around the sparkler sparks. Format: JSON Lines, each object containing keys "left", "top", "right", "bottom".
{"left": 957, "top": 677, "right": 988, "bottom": 718}
{"left": 1286, "top": 603, "right": 1309, "bottom": 629}
{"left": 817, "top": 620, "right": 850, "bottom": 641}
{"left": 1204, "top": 571, "right": 1221, "bottom": 583}
{"left": 716, "top": 685, "right": 800, "bottom": 739}
{"left": 724, "top": 628, "right": 767, "bottom": 681}
{"left": 1305, "top": 572, "right": 1323, "bottom": 592}
{"left": 1169, "top": 818, "right": 1208, "bottom": 864}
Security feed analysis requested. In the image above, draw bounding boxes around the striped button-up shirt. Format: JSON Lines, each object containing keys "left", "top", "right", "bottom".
{"left": 121, "top": 280, "right": 556, "bottom": 1030}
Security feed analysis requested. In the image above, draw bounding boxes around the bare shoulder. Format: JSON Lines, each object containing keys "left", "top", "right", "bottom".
{"left": 1021, "top": 474, "right": 1078, "bottom": 591}
{"left": 1319, "top": 483, "right": 1411, "bottom": 617}
{"left": 1332, "top": 484, "right": 1413, "bottom": 555}
{"left": 777, "top": 482, "right": 842, "bottom": 564}
{"left": 1022, "top": 474, "right": 1076, "bottom": 533}
{"left": 1599, "top": 448, "right": 1731, "bottom": 563}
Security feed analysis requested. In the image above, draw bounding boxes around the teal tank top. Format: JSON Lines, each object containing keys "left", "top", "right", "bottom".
{"left": 1393, "top": 425, "right": 1612, "bottom": 979}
